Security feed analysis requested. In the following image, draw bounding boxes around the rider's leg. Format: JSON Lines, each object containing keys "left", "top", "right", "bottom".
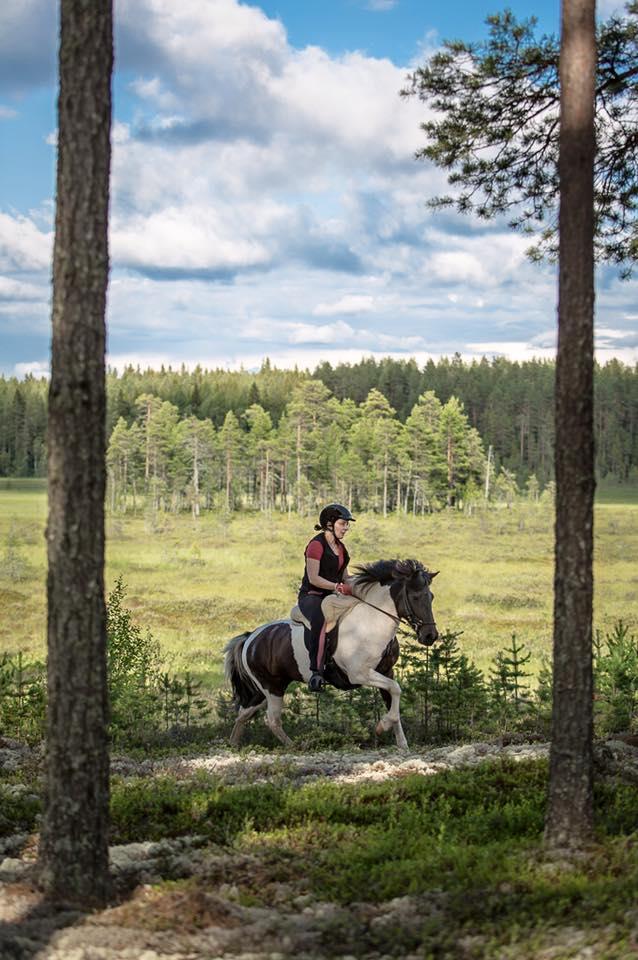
{"left": 298, "top": 594, "right": 326, "bottom": 691}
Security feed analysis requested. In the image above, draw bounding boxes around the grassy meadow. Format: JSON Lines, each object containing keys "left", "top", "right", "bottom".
{"left": 1, "top": 478, "right": 637, "bottom": 687}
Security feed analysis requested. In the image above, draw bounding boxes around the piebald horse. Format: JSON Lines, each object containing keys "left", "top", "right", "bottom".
{"left": 224, "top": 559, "right": 438, "bottom": 750}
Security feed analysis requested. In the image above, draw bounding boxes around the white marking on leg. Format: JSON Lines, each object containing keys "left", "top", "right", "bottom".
{"left": 346, "top": 668, "right": 408, "bottom": 751}
{"left": 265, "top": 693, "right": 293, "bottom": 746}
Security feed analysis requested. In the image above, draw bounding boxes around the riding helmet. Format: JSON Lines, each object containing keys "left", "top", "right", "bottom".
{"left": 318, "top": 503, "right": 356, "bottom": 529}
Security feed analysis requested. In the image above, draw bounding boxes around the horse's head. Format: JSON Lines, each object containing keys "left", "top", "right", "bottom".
{"left": 390, "top": 559, "right": 439, "bottom": 646}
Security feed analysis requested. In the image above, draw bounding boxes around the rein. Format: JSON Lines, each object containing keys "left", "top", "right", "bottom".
{"left": 353, "top": 585, "right": 436, "bottom": 632}
{"left": 354, "top": 594, "right": 402, "bottom": 625}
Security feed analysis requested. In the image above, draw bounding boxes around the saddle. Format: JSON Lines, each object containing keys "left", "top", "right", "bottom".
{"left": 289, "top": 591, "right": 359, "bottom": 632}
{"left": 290, "top": 592, "right": 361, "bottom": 690}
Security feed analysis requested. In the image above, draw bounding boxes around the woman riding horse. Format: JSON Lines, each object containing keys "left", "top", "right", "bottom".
{"left": 225, "top": 557, "right": 439, "bottom": 749}
{"left": 298, "top": 503, "right": 355, "bottom": 692}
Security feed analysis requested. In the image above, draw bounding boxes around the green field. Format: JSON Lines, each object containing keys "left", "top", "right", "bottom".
{"left": 1, "top": 482, "right": 637, "bottom": 685}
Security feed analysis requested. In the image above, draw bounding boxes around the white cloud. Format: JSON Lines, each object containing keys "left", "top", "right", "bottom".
{"left": 14, "top": 360, "right": 49, "bottom": 378}
{"left": 112, "top": 205, "right": 275, "bottom": 274}
{"left": 238, "top": 318, "right": 356, "bottom": 344}
{"left": 0, "top": 105, "right": 17, "bottom": 119}
{"left": 0, "top": 276, "right": 44, "bottom": 301}
{"left": 595, "top": 325, "right": 637, "bottom": 341}
{"left": 367, "top": 0, "right": 398, "bottom": 10}
{"left": 425, "top": 230, "right": 529, "bottom": 288}
{"left": 3, "top": 0, "right": 638, "bottom": 376}
{"left": 313, "top": 295, "right": 377, "bottom": 316}
{"left": 288, "top": 319, "right": 355, "bottom": 344}
{"left": 0, "top": 212, "right": 52, "bottom": 272}
{"left": 465, "top": 340, "right": 556, "bottom": 362}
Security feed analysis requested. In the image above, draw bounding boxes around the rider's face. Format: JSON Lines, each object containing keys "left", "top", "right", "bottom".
{"left": 332, "top": 519, "right": 350, "bottom": 539}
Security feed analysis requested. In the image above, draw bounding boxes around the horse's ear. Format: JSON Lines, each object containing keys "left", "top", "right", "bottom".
{"left": 430, "top": 570, "right": 439, "bottom": 579}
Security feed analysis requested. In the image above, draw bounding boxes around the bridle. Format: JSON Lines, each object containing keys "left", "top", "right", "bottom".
{"left": 354, "top": 578, "right": 436, "bottom": 634}
{"left": 396, "top": 579, "right": 437, "bottom": 633}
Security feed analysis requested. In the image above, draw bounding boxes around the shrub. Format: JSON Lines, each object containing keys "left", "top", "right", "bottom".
{"left": 594, "top": 620, "right": 638, "bottom": 734}
{"left": 0, "top": 651, "right": 46, "bottom": 742}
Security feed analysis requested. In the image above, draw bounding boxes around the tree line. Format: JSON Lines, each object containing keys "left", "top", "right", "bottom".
{"left": 107, "top": 382, "right": 489, "bottom": 516}
{"left": 1, "top": 354, "right": 637, "bottom": 489}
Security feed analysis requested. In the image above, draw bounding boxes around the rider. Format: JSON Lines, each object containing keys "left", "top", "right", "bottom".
{"left": 298, "top": 503, "right": 355, "bottom": 693}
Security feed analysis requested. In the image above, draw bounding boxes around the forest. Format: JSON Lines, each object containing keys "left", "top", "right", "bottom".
{"left": 1, "top": 355, "right": 637, "bottom": 511}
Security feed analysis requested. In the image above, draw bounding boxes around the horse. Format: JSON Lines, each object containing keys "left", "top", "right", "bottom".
{"left": 224, "top": 558, "right": 438, "bottom": 750}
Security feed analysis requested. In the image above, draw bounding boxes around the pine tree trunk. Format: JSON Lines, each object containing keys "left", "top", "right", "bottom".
{"left": 383, "top": 454, "right": 388, "bottom": 518}
{"left": 265, "top": 449, "right": 270, "bottom": 511}
{"left": 40, "top": 0, "right": 113, "bottom": 905}
{"left": 192, "top": 438, "right": 200, "bottom": 518}
{"left": 545, "top": 0, "right": 596, "bottom": 850}
{"left": 296, "top": 421, "right": 302, "bottom": 513}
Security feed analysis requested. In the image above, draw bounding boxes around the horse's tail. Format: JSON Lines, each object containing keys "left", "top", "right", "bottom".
{"left": 223, "top": 631, "right": 263, "bottom": 709}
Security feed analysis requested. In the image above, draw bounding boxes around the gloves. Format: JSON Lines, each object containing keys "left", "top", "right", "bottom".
{"left": 336, "top": 582, "right": 353, "bottom": 596}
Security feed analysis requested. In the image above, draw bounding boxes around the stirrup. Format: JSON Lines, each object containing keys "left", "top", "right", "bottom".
{"left": 308, "top": 672, "right": 324, "bottom": 693}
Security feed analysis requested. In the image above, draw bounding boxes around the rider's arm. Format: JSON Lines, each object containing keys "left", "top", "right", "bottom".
{"left": 306, "top": 557, "right": 339, "bottom": 591}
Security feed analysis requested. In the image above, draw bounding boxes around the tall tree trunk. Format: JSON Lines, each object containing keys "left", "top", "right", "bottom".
{"left": 383, "top": 453, "right": 388, "bottom": 518}
{"left": 192, "top": 438, "right": 200, "bottom": 518}
{"left": 40, "top": 0, "right": 113, "bottom": 904}
{"left": 296, "top": 421, "right": 302, "bottom": 513}
{"left": 265, "top": 448, "right": 270, "bottom": 511}
{"left": 485, "top": 444, "right": 493, "bottom": 500}
{"left": 545, "top": 0, "right": 596, "bottom": 850}
{"left": 447, "top": 433, "right": 453, "bottom": 507}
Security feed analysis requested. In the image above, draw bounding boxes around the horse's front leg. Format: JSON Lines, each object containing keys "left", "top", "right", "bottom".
{"left": 366, "top": 670, "right": 408, "bottom": 751}
{"left": 265, "top": 693, "right": 293, "bottom": 747}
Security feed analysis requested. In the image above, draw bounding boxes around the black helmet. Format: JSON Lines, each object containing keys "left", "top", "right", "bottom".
{"left": 318, "top": 503, "right": 355, "bottom": 529}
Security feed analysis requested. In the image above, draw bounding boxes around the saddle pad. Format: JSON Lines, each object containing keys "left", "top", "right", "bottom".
{"left": 290, "top": 591, "right": 359, "bottom": 629}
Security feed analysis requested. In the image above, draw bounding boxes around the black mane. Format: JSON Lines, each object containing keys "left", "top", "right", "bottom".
{"left": 353, "top": 558, "right": 429, "bottom": 586}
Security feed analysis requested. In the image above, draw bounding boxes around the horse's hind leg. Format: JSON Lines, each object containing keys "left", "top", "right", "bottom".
{"left": 230, "top": 694, "right": 266, "bottom": 747}
{"left": 265, "top": 694, "right": 293, "bottom": 747}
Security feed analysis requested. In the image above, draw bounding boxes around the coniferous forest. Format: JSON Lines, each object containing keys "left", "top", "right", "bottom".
{"left": 1, "top": 355, "right": 637, "bottom": 513}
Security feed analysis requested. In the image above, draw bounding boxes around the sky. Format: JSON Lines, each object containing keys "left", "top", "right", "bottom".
{"left": 0, "top": 0, "right": 635, "bottom": 379}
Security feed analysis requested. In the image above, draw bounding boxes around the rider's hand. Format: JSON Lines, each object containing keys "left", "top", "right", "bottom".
{"left": 336, "top": 582, "right": 352, "bottom": 596}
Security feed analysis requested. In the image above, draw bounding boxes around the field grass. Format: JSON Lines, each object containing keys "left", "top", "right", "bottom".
{"left": 1, "top": 484, "right": 637, "bottom": 687}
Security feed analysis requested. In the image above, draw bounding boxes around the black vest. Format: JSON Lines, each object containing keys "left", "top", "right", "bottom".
{"left": 299, "top": 533, "right": 350, "bottom": 597}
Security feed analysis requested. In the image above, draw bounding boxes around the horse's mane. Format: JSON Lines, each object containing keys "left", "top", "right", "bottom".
{"left": 353, "top": 558, "right": 428, "bottom": 587}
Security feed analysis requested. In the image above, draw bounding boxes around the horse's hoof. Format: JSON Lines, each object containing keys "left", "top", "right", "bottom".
{"left": 376, "top": 720, "right": 390, "bottom": 736}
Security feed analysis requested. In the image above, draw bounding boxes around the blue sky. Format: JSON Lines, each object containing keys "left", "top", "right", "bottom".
{"left": 1, "top": 0, "right": 635, "bottom": 378}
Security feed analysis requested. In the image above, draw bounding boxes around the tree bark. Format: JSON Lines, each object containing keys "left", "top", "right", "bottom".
{"left": 545, "top": 0, "right": 596, "bottom": 850}
{"left": 39, "top": 0, "right": 113, "bottom": 904}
